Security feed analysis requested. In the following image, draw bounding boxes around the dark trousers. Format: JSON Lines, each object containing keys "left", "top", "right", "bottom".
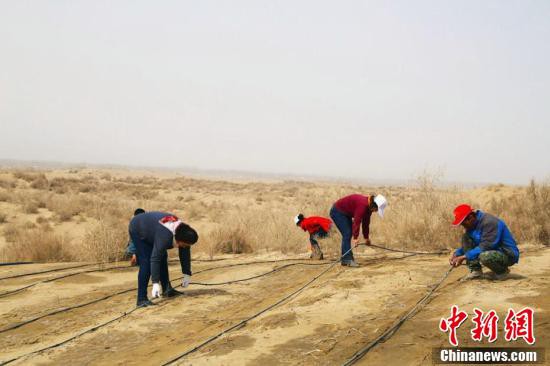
{"left": 130, "top": 232, "right": 171, "bottom": 302}
{"left": 330, "top": 205, "right": 354, "bottom": 261}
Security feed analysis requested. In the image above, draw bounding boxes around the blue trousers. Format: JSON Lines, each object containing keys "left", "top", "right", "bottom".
{"left": 330, "top": 205, "right": 354, "bottom": 261}
{"left": 129, "top": 232, "right": 171, "bottom": 302}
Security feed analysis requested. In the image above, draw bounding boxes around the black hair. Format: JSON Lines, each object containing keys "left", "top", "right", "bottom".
{"left": 369, "top": 195, "right": 378, "bottom": 211}
{"left": 134, "top": 208, "right": 146, "bottom": 216}
{"left": 296, "top": 213, "right": 304, "bottom": 226}
{"left": 175, "top": 222, "right": 198, "bottom": 244}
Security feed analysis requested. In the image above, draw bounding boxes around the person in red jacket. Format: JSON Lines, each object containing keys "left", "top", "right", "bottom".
{"left": 294, "top": 214, "right": 333, "bottom": 260}
{"left": 330, "top": 194, "right": 387, "bottom": 267}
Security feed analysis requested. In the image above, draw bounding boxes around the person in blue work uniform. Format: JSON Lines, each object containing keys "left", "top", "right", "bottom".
{"left": 449, "top": 204, "right": 519, "bottom": 281}
{"left": 126, "top": 208, "right": 146, "bottom": 266}
{"left": 129, "top": 211, "right": 198, "bottom": 307}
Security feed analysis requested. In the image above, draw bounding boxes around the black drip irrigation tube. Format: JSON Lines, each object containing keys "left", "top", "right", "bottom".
{"left": 358, "top": 243, "right": 448, "bottom": 256}
{"left": 0, "top": 246, "right": 447, "bottom": 365}
{"left": 0, "top": 257, "right": 233, "bottom": 281}
{"left": 0, "top": 258, "right": 332, "bottom": 334}
{"left": 0, "top": 260, "right": 332, "bottom": 365}
{"left": 341, "top": 265, "right": 454, "bottom": 366}
{"left": 0, "top": 263, "right": 134, "bottom": 298}
{"left": 0, "top": 257, "right": 311, "bottom": 299}
{"left": 0, "top": 262, "right": 34, "bottom": 267}
{"left": 0, "top": 263, "right": 108, "bottom": 281}
{"left": 161, "top": 244, "right": 448, "bottom": 366}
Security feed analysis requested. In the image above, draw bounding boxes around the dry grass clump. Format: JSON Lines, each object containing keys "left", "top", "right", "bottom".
{"left": 29, "top": 174, "right": 49, "bottom": 190}
{"left": 0, "top": 189, "right": 11, "bottom": 202}
{"left": 211, "top": 225, "right": 253, "bottom": 254}
{"left": 375, "top": 173, "right": 462, "bottom": 250}
{"left": 0, "top": 167, "right": 546, "bottom": 263}
{"left": 489, "top": 180, "right": 550, "bottom": 246}
{"left": 23, "top": 200, "right": 40, "bottom": 214}
{"left": 3, "top": 223, "right": 24, "bottom": 242}
{"left": 1, "top": 228, "right": 74, "bottom": 262}
{"left": 80, "top": 219, "right": 129, "bottom": 262}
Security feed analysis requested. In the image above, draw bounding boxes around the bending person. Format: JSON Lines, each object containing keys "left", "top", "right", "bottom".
{"left": 330, "top": 194, "right": 387, "bottom": 267}
{"left": 129, "top": 211, "right": 198, "bottom": 307}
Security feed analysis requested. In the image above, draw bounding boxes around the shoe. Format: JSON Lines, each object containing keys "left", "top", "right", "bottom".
{"left": 341, "top": 260, "right": 359, "bottom": 267}
{"left": 162, "top": 287, "right": 184, "bottom": 298}
{"left": 461, "top": 270, "right": 483, "bottom": 281}
{"left": 311, "top": 244, "right": 324, "bottom": 260}
{"left": 136, "top": 299, "right": 155, "bottom": 307}
{"left": 493, "top": 268, "right": 510, "bottom": 281}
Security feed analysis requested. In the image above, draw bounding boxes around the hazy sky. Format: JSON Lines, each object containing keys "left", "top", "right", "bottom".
{"left": 1, "top": 1, "right": 549, "bottom": 184}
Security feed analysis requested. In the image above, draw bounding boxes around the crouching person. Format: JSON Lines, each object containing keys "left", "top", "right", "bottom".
{"left": 294, "top": 214, "right": 332, "bottom": 260}
{"left": 129, "top": 211, "right": 198, "bottom": 307}
{"left": 449, "top": 204, "right": 519, "bottom": 280}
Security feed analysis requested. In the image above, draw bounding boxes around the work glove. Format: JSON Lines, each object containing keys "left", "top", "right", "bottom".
{"left": 151, "top": 283, "right": 161, "bottom": 298}
{"left": 182, "top": 274, "right": 191, "bottom": 288}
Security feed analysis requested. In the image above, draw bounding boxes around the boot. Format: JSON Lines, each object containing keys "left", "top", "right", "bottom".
{"left": 162, "top": 287, "right": 184, "bottom": 298}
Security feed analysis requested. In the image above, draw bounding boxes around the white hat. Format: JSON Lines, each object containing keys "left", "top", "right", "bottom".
{"left": 373, "top": 194, "right": 387, "bottom": 218}
{"left": 294, "top": 214, "right": 301, "bottom": 225}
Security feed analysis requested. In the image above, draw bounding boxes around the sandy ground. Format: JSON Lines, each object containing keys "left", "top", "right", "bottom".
{"left": 0, "top": 246, "right": 548, "bottom": 366}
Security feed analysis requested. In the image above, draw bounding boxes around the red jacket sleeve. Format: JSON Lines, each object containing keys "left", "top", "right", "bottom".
{"left": 352, "top": 205, "right": 367, "bottom": 239}
{"left": 362, "top": 212, "right": 371, "bottom": 239}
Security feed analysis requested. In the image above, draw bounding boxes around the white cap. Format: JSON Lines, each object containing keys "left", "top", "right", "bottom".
{"left": 294, "top": 215, "right": 301, "bottom": 225}
{"left": 373, "top": 194, "right": 387, "bottom": 218}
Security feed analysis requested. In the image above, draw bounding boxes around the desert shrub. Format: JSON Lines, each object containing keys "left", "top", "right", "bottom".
{"left": 211, "top": 225, "right": 253, "bottom": 254}
{"left": 491, "top": 180, "right": 550, "bottom": 246}
{"left": 0, "top": 213, "right": 7, "bottom": 223}
{"left": 29, "top": 174, "right": 49, "bottom": 189}
{"left": 12, "top": 171, "right": 37, "bottom": 182}
{"left": 78, "top": 184, "right": 95, "bottom": 193}
{"left": 3, "top": 223, "right": 22, "bottom": 242}
{"left": 23, "top": 200, "right": 40, "bottom": 214}
{"left": 2, "top": 228, "right": 74, "bottom": 262}
{"left": 375, "top": 172, "right": 461, "bottom": 250}
{"left": 45, "top": 194, "right": 85, "bottom": 222}
{"left": 100, "top": 172, "right": 112, "bottom": 181}
{"left": 81, "top": 219, "right": 129, "bottom": 262}
{"left": 0, "top": 190, "right": 11, "bottom": 202}
{"left": 36, "top": 216, "right": 49, "bottom": 224}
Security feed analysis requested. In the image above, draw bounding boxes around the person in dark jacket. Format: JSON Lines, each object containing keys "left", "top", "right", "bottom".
{"left": 294, "top": 214, "right": 333, "bottom": 260}
{"left": 129, "top": 211, "right": 198, "bottom": 307}
{"left": 449, "top": 204, "right": 519, "bottom": 281}
{"left": 126, "top": 208, "right": 146, "bottom": 266}
{"left": 330, "top": 194, "right": 387, "bottom": 267}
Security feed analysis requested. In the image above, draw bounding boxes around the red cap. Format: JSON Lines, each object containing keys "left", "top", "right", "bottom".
{"left": 452, "top": 204, "right": 473, "bottom": 226}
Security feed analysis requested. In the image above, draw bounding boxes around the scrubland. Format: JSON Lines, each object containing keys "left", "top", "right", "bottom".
{"left": 0, "top": 168, "right": 548, "bottom": 263}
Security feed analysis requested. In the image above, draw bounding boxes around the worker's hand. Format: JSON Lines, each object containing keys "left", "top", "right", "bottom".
{"left": 151, "top": 283, "right": 161, "bottom": 298}
{"left": 448, "top": 253, "right": 456, "bottom": 266}
{"left": 130, "top": 254, "right": 137, "bottom": 266}
{"left": 364, "top": 238, "right": 371, "bottom": 246}
{"left": 451, "top": 255, "right": 466, "bottom": 267}
{"left": 352, "top": 238, "right": 359, "bottom": 247}
{"left": 182, "top": 274, "right": 191, "bottom": 288}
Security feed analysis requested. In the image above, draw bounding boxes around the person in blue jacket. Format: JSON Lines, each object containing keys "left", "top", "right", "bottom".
{"left": 449, "top": 204, "right": 519, "bottom": 280}
{"left": 129, "top": 211, "right": 198, "bottom": 307}
{"left": 126, "top": 208, "right": 146, "bottom": 266}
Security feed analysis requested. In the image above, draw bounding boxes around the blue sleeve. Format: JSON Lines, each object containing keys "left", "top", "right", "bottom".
{"left": 465, "top": 246, "right": 482, "bottom": 261}
{"left": 126, "top": 240, "right": 136, "bottom": 255}
{"left": 151, "top": 228, "right": 173, "bottom": 283}
{"left": 454, "top": 247, "right": 464, "bottom": 256}
{"left": 179, "top": 246, "right": 192, "bottom": 275}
